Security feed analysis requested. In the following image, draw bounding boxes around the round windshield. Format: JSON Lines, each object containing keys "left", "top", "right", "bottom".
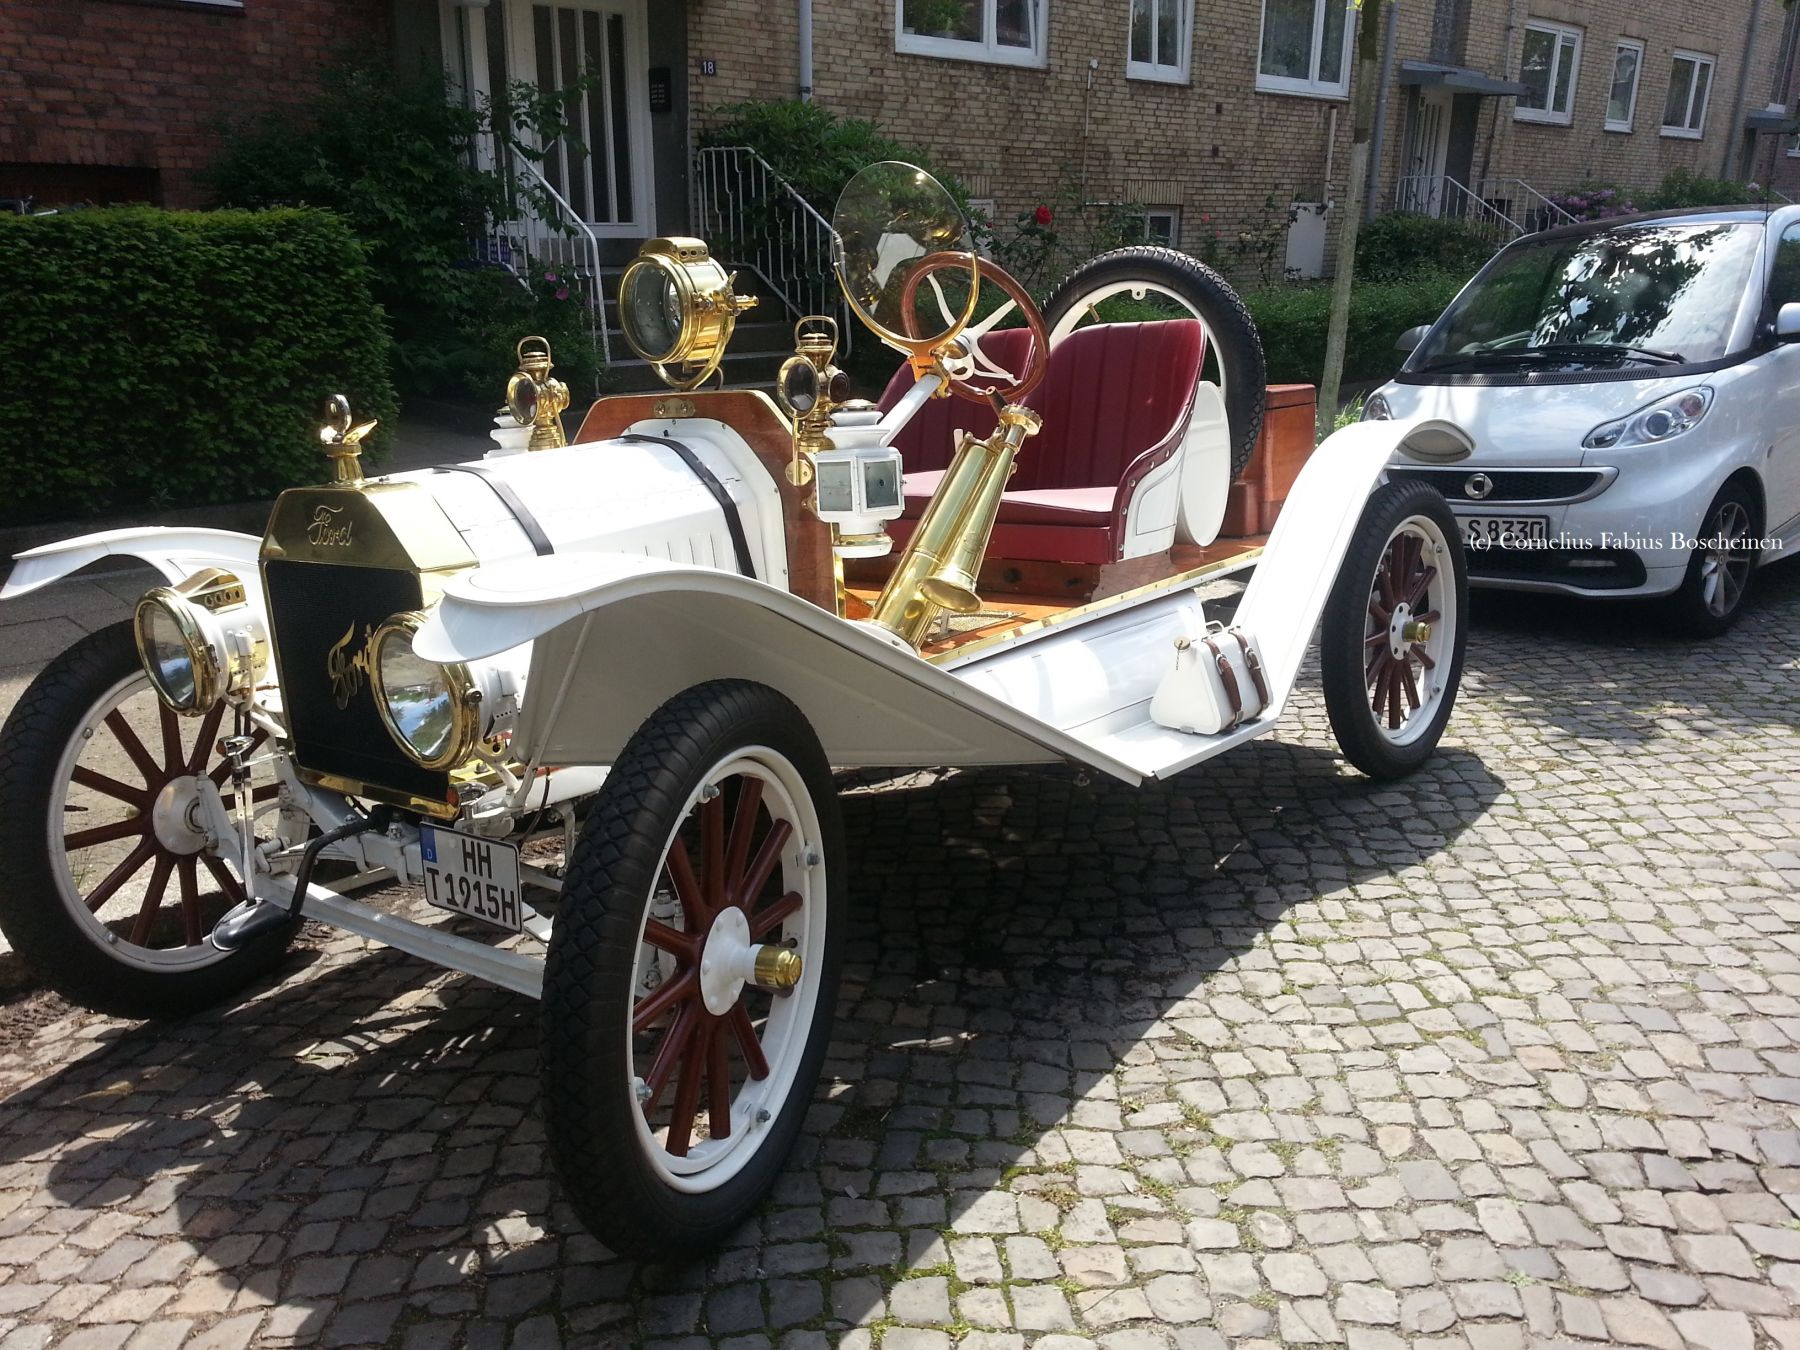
{"left": 620, "top": 261, "right": 685, "bottom": 362}
{"left": 833, "top": 161, "right": 977, "bottom": 347}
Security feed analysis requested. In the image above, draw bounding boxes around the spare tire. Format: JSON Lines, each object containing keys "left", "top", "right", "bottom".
{"left": 1042, "top": 246, "right": 1267, "bottom": 481}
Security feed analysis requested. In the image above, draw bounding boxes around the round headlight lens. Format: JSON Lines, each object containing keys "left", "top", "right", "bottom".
{"left": 621, "top": 261, "right": 684, "bottom": 361}
{"left": 375, "top": 625, "right": 463, "bottom": 768}
{"left": 131, "top": 590, "right": 231, "bottom": 715}
{"left": 142, "top": 603, "right": 197, "bottom": 710}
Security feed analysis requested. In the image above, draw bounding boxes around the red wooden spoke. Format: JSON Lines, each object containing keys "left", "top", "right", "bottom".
{"left": 664, "top": 842, "right": 709, "bottom": 930}
{"left": 707, "top": 1019, "right": 732, "bottom": 1141}
{"left": 735, "top": 818, "right": 792, "bottom": 910}
{"left": 1412, "top": 643, "right": 1437, "bottom": 670}
{"left": 208, "top": 729, "right": 270, "bottom": 786}
{"left": 104, "top": 711, "right": 162, "bottom": 784}
{"left": 86, "top": 837, "right": 156, "bottom": 914}
{"left": 701, "top": 794, "right": 725, "bottom": 916}
{"left": 1365, "top": 649, "right": 1387, "bottom": 688}
{"left": 1405, "top": 564, "right": 1437, "bottom": 610}
{"left": 1368, "top": 597, "right": 1391, "bottom": 624}
{"left": 1365, "top": 632, "right": 1388, "bottom": 649}
{"left": 1369, "top": 663, "right": 1391, "bottom": 715}
{"left": 64, "top": 814, "right": 147, "bottom": 852}
{"left": 200, "top": 853, "right": 248, "bottom": 906}
{"left": 643, "top": 1003, "right": 697, "bottom": 1110}
{"left": 1377, "top": 546, "right": 1399, "bottom": 609}
{"left": 723, "top": 777, "right": 764, "bottom": 894}
{"left": 728, "top": 1003, "right": 769, "bottom": 1080}
{"left": 178, "top": 858, "right": 202, "bottom": 947}
{"left": 1415, "top": 610, "right": 1440, "bottom": 625}
{"left": 71, "top": 765, "right": 149, "bottom": 809}
{"left": 642, "top": 919, "right": 698, "bottom": 961}
{"left": 1401, "top": 660, "right": 1423, "bottom": 712}
{"left": 666, "top": 1021, "right": 710, "bottom": 1157}
{"left": 185, "top": 703, "right": 227, "bottom": 775}
{"left": 750, "top": 892, "right": 803, "bottom": 942}
{"left": 1387, "top": 667, "right": 1404, "bottom": 729}
{"left": 128, "top": 854, "right": 176, "bottom": 946}
{"left": 158, "top": 703, "right": 183, "bottom": 772}
{"left": 632, "top": 968, "right": 697, "bottom": 1034}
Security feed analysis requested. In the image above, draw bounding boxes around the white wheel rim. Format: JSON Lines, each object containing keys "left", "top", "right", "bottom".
{"left": 1047, "top": 277, "right": 1228, "bottom": 400}
{"left": 1362, "top": 515, "right": 1457, "bottom": 746}
{"left": 48, "top": 671, "right": 269, "bottom": 972}
{"left": 625, "top": 747, "right": 827, "bottom": 1192}
{"left": 1698, "top": 499, "right": 1754, "bottom": 618}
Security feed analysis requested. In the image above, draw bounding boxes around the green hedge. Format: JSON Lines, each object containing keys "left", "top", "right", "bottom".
{"left": 0, "top": 207, "right": 396, "bottom": 525}
{"left": 1247, "top": 272, "right": 1467, "bottom": 387}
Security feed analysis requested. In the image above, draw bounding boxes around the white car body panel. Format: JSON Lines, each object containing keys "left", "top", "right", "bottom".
{"left": 1, "top": 527, "right": 266, "bottom": 603}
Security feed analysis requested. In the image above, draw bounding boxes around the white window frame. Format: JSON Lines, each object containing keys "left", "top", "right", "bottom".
{"left": 895, "top": 0, "right": 1048, "bottom": 68}
{"left": 1514, "top": 20, "right": 1582, "bottom": 125}
{"left": 1605, "top": 38, "right": 1643, "bottom": 133}
{"left": 1144, "top": 206, "right": 1181, "bottom": 245}
{"left": 1127, "top": 0, "right": 1192, "bottom": 83}
{"left": 1787, "top": 132, "right": 1800, "bottom": 158}
{"left": 1254, "top": 0, "right": 1355, "bottom": 100}
{"left": 1661, "top": 49, "right": 1715, "bottom": 139}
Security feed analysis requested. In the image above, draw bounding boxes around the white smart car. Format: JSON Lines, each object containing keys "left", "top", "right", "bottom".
{"left": 1366, "top": 205, "right": 1800, "bottom": 635}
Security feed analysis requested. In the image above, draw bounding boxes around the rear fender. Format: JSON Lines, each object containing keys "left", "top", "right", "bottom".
{"left": 2, "top": 527, "right": 265, "bottom": 604}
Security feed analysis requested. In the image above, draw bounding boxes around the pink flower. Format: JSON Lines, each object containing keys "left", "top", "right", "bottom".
{"left": 555, "top": 286, "right": 570, "bottom": 301}
{"left": 1034, "top": 205, "right": 1053, "bottom": 226}
{"left": 544, "top": 270, "right": 557, "bottom": 281}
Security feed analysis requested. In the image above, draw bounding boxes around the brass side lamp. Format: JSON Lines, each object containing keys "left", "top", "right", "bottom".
{"left": 617, "top": 237, "right": 757, "bottom": 391}
{"left": 505, "top": 336, "right": 570, "bottom": 451}
{"left": 319, "top": 394, "right": 378, "bottom": 485}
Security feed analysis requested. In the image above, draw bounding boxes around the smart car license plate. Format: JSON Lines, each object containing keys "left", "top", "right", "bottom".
{"left": 420, "top": 826, "right": 522, "bottom": 933}
{"left": 1459, "top": 515, "right": 1548, "bottom": 548}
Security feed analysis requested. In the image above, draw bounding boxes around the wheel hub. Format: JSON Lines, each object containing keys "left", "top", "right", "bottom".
{"left": 150, "top": 776, "right": 209, "bottom": 856}
{"left": 1387, "top": 601, "right": 1413, "bottom": 659}
{"left": 696, "top": 907, "right": 803, "bottom": 1016}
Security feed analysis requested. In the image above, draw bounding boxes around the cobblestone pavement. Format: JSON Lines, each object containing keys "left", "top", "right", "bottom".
{"left": 0, "top": 565, "right": 1794, "bottom": 1350}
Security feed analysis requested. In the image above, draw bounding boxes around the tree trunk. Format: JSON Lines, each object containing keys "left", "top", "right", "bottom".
{"left": 1318, "top": 1, "right": 1391, "bottom": 439}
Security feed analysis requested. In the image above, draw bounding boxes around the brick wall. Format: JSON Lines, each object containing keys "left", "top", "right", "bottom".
{"left": 0, "top": 0, "right": 391, "bottom": 209}
{"left": 688, "top": 0, "right": 1795, "bottom": 282}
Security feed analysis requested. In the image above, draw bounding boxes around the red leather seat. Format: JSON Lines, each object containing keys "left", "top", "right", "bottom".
{"left": 875, "top": 321, "right": 1206, "bottom": 565}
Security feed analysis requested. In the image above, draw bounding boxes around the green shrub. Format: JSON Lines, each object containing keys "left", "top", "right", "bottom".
{"left": 1356, "top": 213, "right": 1494, "bottom": 283}
{"left": 0, "top": 207, "right": 396, "bottom": 525}
{"left": 1248, "top": 272, "right": 1466, "bottom": 386}
{"left": 1641, "top": 168, "right": 1766, "bottom": 210}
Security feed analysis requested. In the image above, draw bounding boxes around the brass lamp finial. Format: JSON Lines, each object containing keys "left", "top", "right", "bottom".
{"left": 319, "top": 394, "right": 378, "bottom": 485}
{"left": 505, "top": 336, "right": 571, "bottom": 451}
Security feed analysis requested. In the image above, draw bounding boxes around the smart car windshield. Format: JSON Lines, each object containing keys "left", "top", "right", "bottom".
{"left": 1412, "top": 221, "right": 1761, "bottom": 372}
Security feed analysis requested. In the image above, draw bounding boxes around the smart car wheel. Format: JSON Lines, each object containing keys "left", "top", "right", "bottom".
{"left": 542, "top": 679, "right": 843, "bottom": 1259}
{"left": 1042, "top": 246, "right": 1267, "bottom": 481}
{"left": 1322, "top": 480, "right": 1469, "bottom": 780}
{"left": 0, "top": 621, "right": 291, "bottom": 1018}
{"left": 1665, "top": 482, "right": 1760, "bottom": 638}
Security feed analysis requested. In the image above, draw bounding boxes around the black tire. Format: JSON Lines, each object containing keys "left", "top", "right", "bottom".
{"left": 1321, "top": 480, "right": 1469, "bottom": 781}
{"left": 542, "top": 679, "right": 844, "bottom": 1260}
{"left": 0, "top": 622, "right": 294, "bottom": 1019}
{"left": 1663, "top": 480, "right": 1760, "bottom": 638}
{"left": 1042, "top": 245, "right": 1267, "bottom": 481}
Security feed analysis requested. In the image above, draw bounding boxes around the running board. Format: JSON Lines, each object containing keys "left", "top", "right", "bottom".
{"left": 256, "top": 875, "right": 546, "bottom": 1000}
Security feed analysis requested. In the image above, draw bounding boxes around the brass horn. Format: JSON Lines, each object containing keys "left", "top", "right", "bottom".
{"left": 867, "top": 404, "right": 1041, "bottom": 647}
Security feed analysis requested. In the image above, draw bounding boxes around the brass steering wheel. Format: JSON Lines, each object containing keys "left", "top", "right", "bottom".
{"left": 900, "top": 253, "right": 1050, "bottom": 405}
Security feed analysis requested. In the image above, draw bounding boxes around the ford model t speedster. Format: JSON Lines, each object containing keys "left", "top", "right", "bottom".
{"left": 0, "top": 164, "right": 1468, "bottom": 1257}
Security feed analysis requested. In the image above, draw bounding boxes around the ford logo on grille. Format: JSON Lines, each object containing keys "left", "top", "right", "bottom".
{"left": 1463, "top": 472, "right": 1495, "bottom": 500}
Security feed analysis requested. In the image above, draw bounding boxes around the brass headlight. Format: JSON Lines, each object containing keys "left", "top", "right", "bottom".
{"left": 369, "top": 612, "right": 483, "bottom": 772}
{"left": 617, "top": 238, "right": 757, "bottom": 391}
{"left": 131, "top": 569, "right": 265, "bottom": 716}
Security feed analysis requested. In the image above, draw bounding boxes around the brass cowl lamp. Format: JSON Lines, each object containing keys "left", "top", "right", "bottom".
{"left": 505, "top": 336, "right": 571, "bottom": 451}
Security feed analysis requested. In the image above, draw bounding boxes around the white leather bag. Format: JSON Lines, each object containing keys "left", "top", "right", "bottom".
{"left": 1149, "top": 622, "right": 1272, "bottom": 735}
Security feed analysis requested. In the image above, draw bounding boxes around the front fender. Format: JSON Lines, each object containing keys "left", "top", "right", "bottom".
{"left": 2, "top": 527, "right": 265, "bottom": 603}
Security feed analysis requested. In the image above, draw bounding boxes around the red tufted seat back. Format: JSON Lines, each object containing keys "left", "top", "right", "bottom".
{"left": 875, "top": 320, "right": 1206, "bottom": 488}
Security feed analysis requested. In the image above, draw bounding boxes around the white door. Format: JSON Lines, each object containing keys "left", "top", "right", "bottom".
{"left": 505, "top": 0, "right": 656, "bottom": 236}
{"left": 1402, "top": 89, "right": 1453, "bottom": 216}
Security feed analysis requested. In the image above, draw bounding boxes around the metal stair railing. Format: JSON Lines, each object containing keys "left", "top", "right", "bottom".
{"left": 1477, "top": 177, "right": 1578, "bottom": 231}
{"left": 694, "top": 146, "right": 851, "bottom": 356}
{"left": 1392, "top": 175, "right": 1526, "bottom": 247}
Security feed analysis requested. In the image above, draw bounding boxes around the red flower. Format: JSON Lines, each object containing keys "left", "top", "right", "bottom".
{"left": 1034, "top": 205, "right": 1053, "bottom": 227}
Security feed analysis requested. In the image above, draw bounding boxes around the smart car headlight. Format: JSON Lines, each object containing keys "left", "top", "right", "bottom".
{"left": 1583, "top": 387, "right": 1712, "bottom": 449}
{"left": 370, "top": 612, "right": 521, "bottom": 771}
{"left": 1362, "top": 392, "right": 1393, "bottom": 421}
{"left": 132, "top": 569, "right": 266, "bottom": 716}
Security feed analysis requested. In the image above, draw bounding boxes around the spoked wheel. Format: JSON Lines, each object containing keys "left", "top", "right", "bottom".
{"left": 542, "top": 679, "right": 843, "bottom": 1259}
{"left": 1665, "top": 481, "right": 1760, "bottom": 637}
{"left": 1042, "top": 246, "right": 1267, "bottom": 481}
{"left": 0, "top": 622, "right": 290, "bottom": 1018}
{"left": 1321, "top": 480, "right": 1469, "bottom": 780}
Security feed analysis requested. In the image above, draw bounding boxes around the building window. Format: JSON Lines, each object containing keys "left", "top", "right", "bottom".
{"left": 1145, "top": 207, "right": 1181, "bottom": 245}
{"left": 1515, "top": 20, "right": 1581, "bottom": 125}
{"left": 1662, "top": 50, "right": 1714, "bottom": 138}
{"left": 1256, "top": 0, "right": 1354, "bottom": 99}
{"left": 1605, "top": 39, "right": 1642, "bottom": 132}
{"left": 897, "top": 0, "right": 1047, "bottom": 67}
{"left": 1129, "top": 0, "right": 1191, "bottom": 82}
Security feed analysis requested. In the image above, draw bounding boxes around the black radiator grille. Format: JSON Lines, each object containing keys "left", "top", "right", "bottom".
{"left": 263, "top": 560, "right": 450, "bottom": 806}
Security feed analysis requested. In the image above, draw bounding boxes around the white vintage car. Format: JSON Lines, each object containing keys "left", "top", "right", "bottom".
{"left": 0, "top": 164, "right": 1468, "bottom": 1258}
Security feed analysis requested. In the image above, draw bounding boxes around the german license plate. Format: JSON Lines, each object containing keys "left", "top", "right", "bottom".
{"left": 1459, "top": 514, "right": 1549, "bottom": 549}
{"left": 420, "top": 826, "right": 522, "bottom": 933}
